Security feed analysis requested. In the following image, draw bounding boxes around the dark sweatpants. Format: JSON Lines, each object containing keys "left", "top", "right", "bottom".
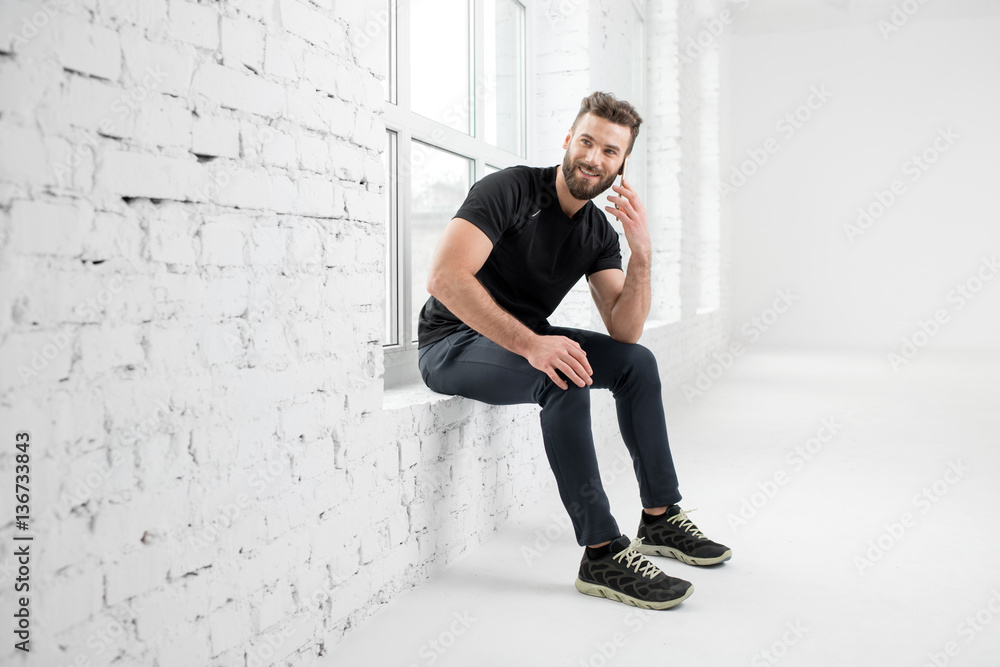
{"left": 417, "top": 324, "right": 682, "bottom": 547}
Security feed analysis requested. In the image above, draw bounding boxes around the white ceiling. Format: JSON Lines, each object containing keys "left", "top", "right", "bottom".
{"left": 706, "top": 0, "right": 1000, "bottom": 34}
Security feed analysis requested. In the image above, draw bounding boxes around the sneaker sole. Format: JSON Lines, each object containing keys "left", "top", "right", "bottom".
{"left": 635, "top": 544, "right": 732, "bottom": 566}
{"left": 574, "top": 578, "right": 693, "bottom": 610}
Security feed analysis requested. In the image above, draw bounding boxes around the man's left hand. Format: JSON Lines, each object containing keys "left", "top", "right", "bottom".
{"left": 605, "top": 178, "right": 651, "bottom": 262}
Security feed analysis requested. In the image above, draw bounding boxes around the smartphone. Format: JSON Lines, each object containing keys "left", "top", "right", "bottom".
{"left": 614, "top": 156, "right": 629, "bottom": 209}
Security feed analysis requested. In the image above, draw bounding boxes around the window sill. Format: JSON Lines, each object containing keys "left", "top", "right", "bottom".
{"left": 383, "top": 378, "right": 457, "bottom": 413}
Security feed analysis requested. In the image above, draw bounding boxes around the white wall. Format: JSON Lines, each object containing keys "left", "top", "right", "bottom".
{"left": 0, "top": 0, "right": 394, "bottom": 663}
{"left": 725, "top": 16, "right": 1000, "bottom": 353}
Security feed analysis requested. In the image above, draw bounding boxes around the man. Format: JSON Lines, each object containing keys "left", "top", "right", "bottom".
{"left": 417, "top": 92, "right": 731, "bottom": 610}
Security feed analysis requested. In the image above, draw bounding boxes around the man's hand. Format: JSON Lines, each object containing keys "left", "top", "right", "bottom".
{"left": 523, "top": 334, "right": 593, "bottom": 390}
{"left": 590, "top": 174, "right": 653, "bottom": 344}
{"left": 606, "top": 177, "right": 651, "bottom": 262}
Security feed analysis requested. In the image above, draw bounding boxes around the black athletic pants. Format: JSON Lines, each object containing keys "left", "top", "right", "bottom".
{"left": 417, "top": 324, "right": 682, "bottom": 547}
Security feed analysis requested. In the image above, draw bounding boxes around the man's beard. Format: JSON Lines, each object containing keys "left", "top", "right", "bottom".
{"left": 561, "top": 151, "right": 619, "bottom": 201}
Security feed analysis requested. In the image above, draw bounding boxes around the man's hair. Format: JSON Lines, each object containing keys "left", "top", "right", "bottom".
{"left": 570, "top": 91, "right": 643, "bottom": 155}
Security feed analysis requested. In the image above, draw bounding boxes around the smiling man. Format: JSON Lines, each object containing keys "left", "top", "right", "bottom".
{"left": 417, "top": 92, "right": 731, "bottom": 610}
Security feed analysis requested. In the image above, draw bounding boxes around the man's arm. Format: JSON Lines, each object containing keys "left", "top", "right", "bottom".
{"left": 588, "top": 261, "right": 650, "bottom": 344}
{"left": 426, "top": 217, "right": 594, "bottom": 390}
{"left": 588, "top": 179, "right": 652, "bottom": 344}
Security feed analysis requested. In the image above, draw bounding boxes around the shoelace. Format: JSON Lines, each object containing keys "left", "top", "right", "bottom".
{"left": 666, "top": 508, "right": 706, "bottom": 538}
{"left": 612, "top": 538, "right": 662, "bottom": 579}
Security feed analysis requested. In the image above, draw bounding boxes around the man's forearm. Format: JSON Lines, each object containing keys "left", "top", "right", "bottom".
{"left": 429, "top": 272, "right": 537, "bottom": 357}
{"left": 609, "top": 253, "right": 651, "bottom": 344}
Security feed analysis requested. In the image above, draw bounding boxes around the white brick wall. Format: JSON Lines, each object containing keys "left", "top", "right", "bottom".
{"left": 0, "top": 0, "right": 732, "bottom": 663}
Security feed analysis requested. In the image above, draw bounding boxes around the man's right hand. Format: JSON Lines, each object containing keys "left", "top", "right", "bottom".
{"left": 524, "top": 335, "right": 594, "bottom": 390}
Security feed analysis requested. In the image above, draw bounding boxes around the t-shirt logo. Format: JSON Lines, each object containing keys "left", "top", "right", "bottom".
{"left": 529, "top": 209, "right": 542, "bottom": 218}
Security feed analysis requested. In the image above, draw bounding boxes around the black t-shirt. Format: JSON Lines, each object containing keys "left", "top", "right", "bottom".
{"left": 417, "top": 165, "right": 623, "bottom": 349}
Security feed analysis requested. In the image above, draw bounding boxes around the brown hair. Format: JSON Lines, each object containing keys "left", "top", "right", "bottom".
{"left": 570, "top": 92, "right": 643, "bottom": 155}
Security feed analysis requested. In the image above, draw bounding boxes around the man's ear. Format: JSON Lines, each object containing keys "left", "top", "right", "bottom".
{"left": 562, "top": 130, "right": 572, "bottom": 150}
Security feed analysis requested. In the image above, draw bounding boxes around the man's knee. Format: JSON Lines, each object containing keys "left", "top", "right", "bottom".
{"left": 623, "top": 343, "right": 661, "bottom": 385}
{"left": 538, "top": 376, "right": 591, "bottom": 408}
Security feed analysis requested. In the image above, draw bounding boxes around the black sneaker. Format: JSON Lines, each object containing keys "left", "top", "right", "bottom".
{"left": 636, "top": 506, "right": 732, "bottom": 566}
{"left": 575, "top": 535, "right": 693, "bottom": 610}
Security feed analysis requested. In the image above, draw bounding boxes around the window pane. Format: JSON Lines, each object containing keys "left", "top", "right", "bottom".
{"left": 411, "top": 0, "right": 471, "bottom": 134}
{"left": 384, "top": 130, "right": 398, "bottom": 345}
{"left": 385, "top": 0, "right": 396, "bottom": 104}
{"left": 485, "top": 0, "right": 525, "bottom": 155}
{"left": 410, "top": 141, "right": 473, "bottom": 342}
{"left": 484, "top": 164, "right": 501, "bottom": 177}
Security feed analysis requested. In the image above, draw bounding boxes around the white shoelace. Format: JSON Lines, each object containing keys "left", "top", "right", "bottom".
{"left": 612, "top": 538, "right": 662, "bottom": 579}
{"left": 666, "top": 507, "right": 706, "bottom": 538}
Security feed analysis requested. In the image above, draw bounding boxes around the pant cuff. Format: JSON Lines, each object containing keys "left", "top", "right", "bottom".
{"left": 641, "top": 491, "right": 682, "bottom": 509}
{"left": 579, "top": 526, "right": 624, "bottom": 547}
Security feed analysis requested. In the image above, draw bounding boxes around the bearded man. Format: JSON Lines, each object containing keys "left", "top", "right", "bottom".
{"left": 417, "top": 91, "right": 731, "bottom": 609}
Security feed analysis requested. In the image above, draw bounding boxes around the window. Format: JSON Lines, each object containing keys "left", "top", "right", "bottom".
{"left": 383, "top": 0, "right": 529, "bottom": 386}
{"left": 409, "top": 141, "right": 474, "bottom": 341}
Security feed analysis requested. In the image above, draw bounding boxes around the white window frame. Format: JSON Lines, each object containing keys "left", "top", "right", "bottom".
{"left": 383, "top": 0, "right": 533, "bottom": 387}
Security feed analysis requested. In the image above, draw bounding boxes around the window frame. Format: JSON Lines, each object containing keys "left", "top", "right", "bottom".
{"left": 383, "top": 0, "right": 532, "bottom": 386}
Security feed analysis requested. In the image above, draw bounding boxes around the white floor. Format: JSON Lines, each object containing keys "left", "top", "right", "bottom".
{"left": 322, "top": 348, "right": 1000, "bottom": 667}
